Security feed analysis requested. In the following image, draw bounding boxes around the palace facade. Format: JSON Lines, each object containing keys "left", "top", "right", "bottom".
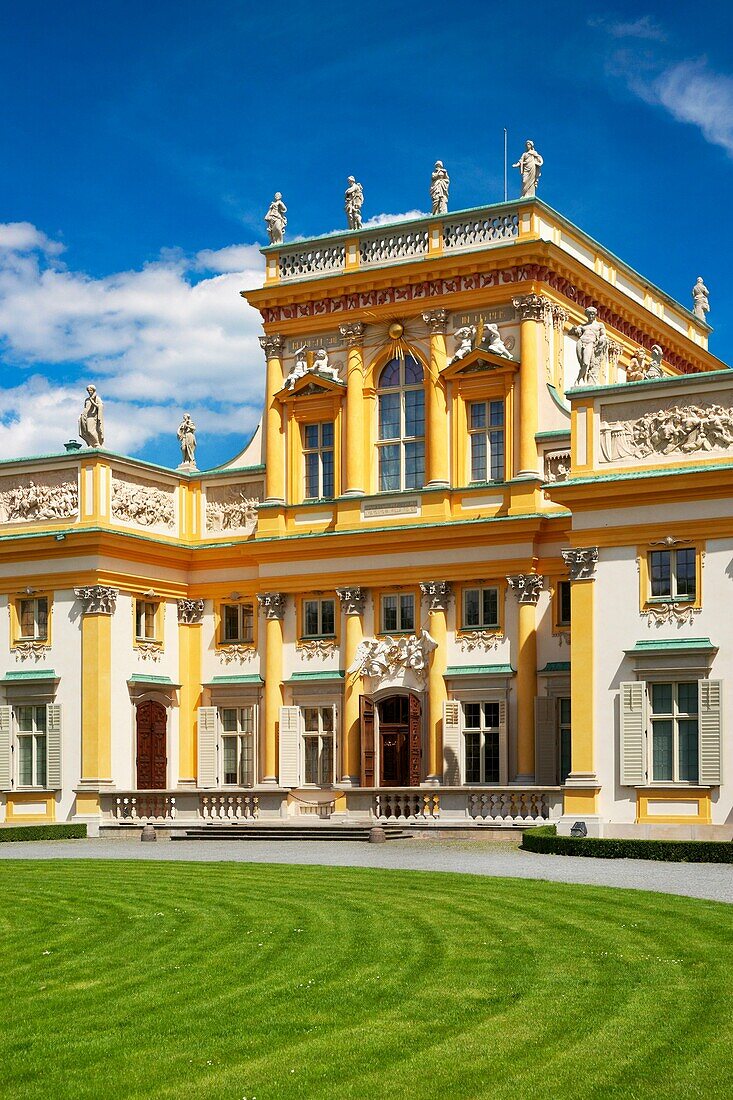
{"left": 1, "top": 196, "right": 730, "bottom": 837}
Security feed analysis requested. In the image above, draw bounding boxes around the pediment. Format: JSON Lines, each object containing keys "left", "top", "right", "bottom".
{"left": 277, "top": 372, "right": 346, "bottom": 402}
{"left": 440, "top": 347, "right": 518, "bottom": 381}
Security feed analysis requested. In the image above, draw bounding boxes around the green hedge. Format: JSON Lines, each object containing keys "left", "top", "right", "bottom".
{"left": 521, "top": 824, "right": 733, "bottom": 864}
{"left": 0, "top": 823, "right": 87, "bottom": 843}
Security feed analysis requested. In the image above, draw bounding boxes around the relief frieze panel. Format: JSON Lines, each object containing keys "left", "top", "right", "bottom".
{"left": 0, "top": 472, "right": 78, "bottom": 524}
{"left": 205, "top": 481, "right": 264, "bottom": 534}
{"left": 600, "top": 396, "right": 733, "bottom": 464}
{"left": 111, "top": 475, "right": 175, "bottom": 530}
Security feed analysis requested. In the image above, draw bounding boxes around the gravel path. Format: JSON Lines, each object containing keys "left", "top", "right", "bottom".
{"left": 1, "top": 836, "right": 730, "bottom": 904}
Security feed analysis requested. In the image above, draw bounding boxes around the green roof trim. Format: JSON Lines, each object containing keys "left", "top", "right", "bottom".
{"left": 547, "top": 383, "right": 570, "bottom": 413}
{"left": 539, "top": 662, "right": 571, "bottom": 673}
{"left": 626, "top": 638, "right": 716, "bottom": 654}
{"left": 445, "top": 664, "right": 515, "bottom": 677}
{"left": 127, "top": 674, "right": 180, "bottom": 686}
{"left": 1, "top": 669, "right": 57, "bottom": 682}
{"left": 287, "top": 671, "right": 345, "bottom": 682}
{"left": 535, "top": 430, "right": 570, "bottom": 442}
{"left": 566, "top": 368, "right": 732, "bottom": 400}
{"left": 206, "top": 675, "right": 263, "bottom": 685}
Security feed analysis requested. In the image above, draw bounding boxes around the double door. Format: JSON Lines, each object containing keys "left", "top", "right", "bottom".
{"left": 136, "top": 700, "right": 167, "bottom": 789}
{"left": 360, "top": 693, "right": 421, "bottom": 787}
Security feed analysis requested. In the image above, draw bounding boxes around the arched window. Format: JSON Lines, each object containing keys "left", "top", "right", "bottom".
{"left": 376, "top": 355, "right": 425, "bottom": 492}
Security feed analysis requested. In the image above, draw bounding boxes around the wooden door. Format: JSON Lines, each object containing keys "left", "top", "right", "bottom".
{"left": 380, "top": 730, "right": 408, "bottom": 786}
{"left": 136, "top": 700, "right": 167, "bottom": 789}
{"left": 360, "top": 696, "right": 375, "bottom": 787}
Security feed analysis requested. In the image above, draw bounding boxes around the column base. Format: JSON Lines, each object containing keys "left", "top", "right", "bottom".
{"left": 342, "top": 489, "right": 365, "bottom": 497}
{"left": 513, "top": 773, "right": 535, "bottom": 785}
{"left": 336, "top": 776, "right": 360, "bottom": 788}
{"left": 422, "top": 775, "right": 441, "bottom": 787}
{"left": 176, "top": 778, "right": 197, "bottom": 790}
{"left": 264, "top": 496, "right": 285, "bottom": 506}
{"left": 515, "top": 469, "right": 542, "bottom": 480}
{"left": 426, "top": 479, "right": 449, "bottom": 489}
{"left": 260, "top": 776, "right": 279, "bottom": 787}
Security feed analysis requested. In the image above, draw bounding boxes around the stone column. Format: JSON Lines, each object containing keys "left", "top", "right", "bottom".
{"left": 260, "top": 334, "right": 286, "bottom": 504}
{"left": 507, "top": 573, "right": 543, "bottom": 781}
{"left": 340, "top": 323, "right": 366, "bottom": 496}
{"left": 422, "top": 310, "right": 450, "bottom": 487}
{"left": 420, "top": 580, "right": 451, "bottom": 785}
{"left": 177, "top": 598, "right": 205, "bottom": 788}
{"left": 561, "top": 548, "right": 601, "bottom": 823}
{"left": 257, "top": 592, "right": 286, "bottom": 785}
{"left": 337, "top": 586, "right": 367, "bottom": 785}
{"left": 512, "top": 295, "right": 550, "bottom": 478}
{"left": 74, "top": 585, "right": 118, "bottom": 816}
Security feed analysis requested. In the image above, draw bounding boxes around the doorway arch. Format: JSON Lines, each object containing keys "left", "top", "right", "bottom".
{"left": 136, "top": 699, "right": 167, "bottom": 789}
{"left": 360, "top": 692, "right": 422, "bottom": 787}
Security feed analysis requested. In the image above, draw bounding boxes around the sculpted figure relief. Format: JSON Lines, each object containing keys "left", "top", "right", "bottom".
{"left": 626, "top": 347, "right": 647, "bottom": 382}
{"left": 569, "top": 307, "right": 607, "bottom": 385}
{"left": 647, "top": 345, "right": 664, "bottom": 378}
{"left": 0, "top": 476, "right": 78, "bottom": 523}
{"left": 284, "top": 345, "right": 311, "bottom": 390}
{"left": 264, "top": 192, "right": 287, "bottom": 244}
{"left": 480, "top": 323, "right": 513, "bottom": 359}
{"left": 348, "top": 630, "right": 438, "bottom": 686}
{"left": 601, "top": 402, "right": 733, "bottom": 462}
{"left": 312, "top": 348, "right": 340, "bottom": 382}
{"left": 78, "top": 384, "right": 104, "bottom": 447}
{"left": 344, "top": 176, "right": 364, "bottom": 230}
{"left": 177, "top": 413, "right": 197, "bottom": 467}
{"left": 430, "top": 160, "right": 450, "bottom": 215}
{"left": 692, "top": 277, "right": 709, "bottom": 323}
{"left": 513, "top": 140, "right": 543, "bottom": 197}
{"left": 450, "top": 325, "right": 476, "bottom": 364}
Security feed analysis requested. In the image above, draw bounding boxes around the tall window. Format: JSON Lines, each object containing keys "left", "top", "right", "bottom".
{"left": 135, "top": 600, "right": 159, "bottom": 641}
{"left": 220, "top": 706, "right": 256, "bottom": 786}
{"left": 302, "top": 598, "right": 335, "bottom": 638}
{"left": 557, "top": 581, "right": 572, "bottom": 627}
{"left": 18, "top": 597, "right": 48, "bottom": 641}
{"left": 302, "top": 706, "right": 335, "bottom": 785}
{"left": 15, "top": 705, "right": 47, "bottom": 787}
{"left": 463, "top": 702, "right": 500, "bottom": 784}
{"left": 381, "top": 593, "right": 415, "bottom": 633}
{"left": 221, "top": 603, "right": 254, "bottom": 644}
{"left": 377, "top": 356, "right": 425, "bottom": 492}
{"left": 468, "top": 400, "right": 504, "bottom": 482}
{"left": 303, "top": 422, "right": 334, "bottom": 499}
{"left": 559, "top": 697, "right": 572, "bottom": 782}
{"left": 648, "top": 548, "right": 696, "bottom": 600}
{"left": 649, "top": 682, "right": 698, "bottom": 783}
{"left": 463, "top": 587, "right": 499, "bottom": 629}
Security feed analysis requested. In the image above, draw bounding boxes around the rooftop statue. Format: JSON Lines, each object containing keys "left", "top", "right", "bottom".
{"left": 177, "top": 413, "right": 197, "bottom": 468}
{"left": 78, "top": 384, "right": 104, "bottom": 448}
{"left": 626, "top": 347, "right": 647, "bottom": 382}
{"left": 345, "top": 176, "right": 364, "bottom": 230}
{"left": 430, "top": 161, "right": 450, "bottom": 215}
{"left": 569, "top": 306, "right": 607, "bottom": 386}
{"left": 692, "top": 277, "right": 710, "bottom": 323}
{"left": 647, "top": 345, "right": 664, "bottom": 378}
{"left": 264, "top": 192, "right": 287, "bottom": 244}
{"left": 513, "top": 140, "right": 543, "bottom": 198}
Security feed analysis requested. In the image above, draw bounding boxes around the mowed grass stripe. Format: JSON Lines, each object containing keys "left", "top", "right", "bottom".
{"left": 0, "top": 861, "right": 730, "bottom": 1100}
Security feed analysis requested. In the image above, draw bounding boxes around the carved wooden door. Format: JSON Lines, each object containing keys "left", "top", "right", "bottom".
{"left": 408, "top": 693, "right": 422, "bottom": 787}
{"left": 360, "top": 696, "right": 375, "bottom": 787}
{"left": 136, "top": 700, "right": 167, "bottom": 789}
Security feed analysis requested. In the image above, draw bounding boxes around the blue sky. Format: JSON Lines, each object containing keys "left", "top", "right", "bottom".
{"left": 0, "top": 0, "right": 731, "bottom": 468}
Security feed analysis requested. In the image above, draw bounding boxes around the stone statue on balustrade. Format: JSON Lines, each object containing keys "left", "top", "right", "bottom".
{"left": 345, "top": 177, "right": 364, "bottom": 230}
{"left": 450, "top": 325, "right": 476, "bottom": 364}
{"left": 430, "top": 161, "right": 450, "bottom": 215}
{"left": 646, "top": 345, "right": 664, "bottom": 378}
{"left": 177, "top": 413, "right": 197, "bottom": 468}
{"left": 480, "top": 323, "right": 513, "bottom": 359}
{"left": 78, "top": 384, "right": 105, "bottom": 448}
{"left": 692, "top": 277, "right": 710, "bottom": 323}
{"left": 569, "top": 307, "right": 607, "bottom": 385}
{"left": 513, "top": 140, "right": 543, "bottom": 197}
{"left": 264, "top": 193, "right": 287, "bottom": 244}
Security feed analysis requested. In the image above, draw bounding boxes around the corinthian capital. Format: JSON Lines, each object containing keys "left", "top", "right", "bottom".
{"left": 422, "top": 309, "right": 449, "bottom": 335}
{"left": 420, "top": 580, "right": 452, "bottom": 611}
{"left": 512, "top": 294, "right": 551, "bottom": 323}
{"left": 257, "top": 591, "right": 286, "bottom": 620}
{"left": 336, "top": 586, "right": 367, "bottom": 615}
{"left": 339, "top": 322, "right": 365, "bottom": 346}
{"left": 561, "top": 547, "right": 598, "bottom": 581}
{"left": 177, "top": 598, "right": 205, "bottom": 625}
{"left": 551, "top": 304, "right": 568, "bottom": 330}
{"left": 259, "top": 333, "right": 284, "bottom": 357}
{"left": 74, "top": 585, "right": 118, "bottom": 615}
{"left": 506, "top": 574, "right": 544, "bottom": 605}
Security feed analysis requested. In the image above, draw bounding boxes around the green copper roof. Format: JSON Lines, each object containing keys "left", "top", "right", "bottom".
{"left": 206, "top": 675, "right": 263, "bottom": 685}
{"left": 538, "top": 662, "right": 571, "bottom": 673}
{"left": 127, "top": 674, "right": 180, "bottom": 686}
{"left": 1, "top": 669, "right": 57, "bottom": 681}
{"left": 445, "top": 664, "right": 515, "bottom": 677}
{"left": 626, "top": 638, "right": 716, "bottom": 654}
{"left": 287, "top": 671, "right": 345, "bottom": 682}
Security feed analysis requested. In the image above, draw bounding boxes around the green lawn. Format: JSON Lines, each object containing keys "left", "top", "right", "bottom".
{"left": 1, "top": 861, "right": 731, "bottom": 1100}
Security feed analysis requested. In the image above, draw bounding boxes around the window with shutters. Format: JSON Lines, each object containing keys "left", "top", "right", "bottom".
{"left": 303, "top": 421, "right": 335, "bottom": 500}
{"left": 219, "top": 602, "right": 255, "bottom": 645}
{"left": 219, "top": 706, "right": 256, "bottom": 786}
{"left": 301, "top": 597, "right": 336, "bottom": 639}
{"left": 649, "top": 681, "right": 699, "bottom": 783}
{"left": 463, "top": 702, "right": 501, "bottom": 784}
{"left": 379, "top": 591, "right": 416, "bottom": 634}
{"left": 302, "top": 706, "right": 335, "bottom": 786}
{"left": 15, "top": 705, "right": 47, "bottom": 787}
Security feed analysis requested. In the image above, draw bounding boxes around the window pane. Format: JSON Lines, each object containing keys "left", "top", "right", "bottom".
{"left": 223, "top": 737, "right": 237, "bottom": 784}
{"left": 649, "top": 551, "right": 671, "bottom": 598}
{"left": 145, "top": 603, "right": 155, "bottom": 637}
{"left": 400, "top": 594, "right": 415, "bottom": 632}
{"left": 560, "top": 728, "right": 572, "bottom": 784}
{"left": 403, "top": 356, "right": 423, "bottom": 385}
{"left": 675, "top": 549, "right": 696, "bottom": 598}
{"left": 35, "top": 736, "right": 46, "bottom": 787}
{"left": 240, "top": 706, "right": 254, "bottom": 735}
{"left": 404, "top": 440, "right": 425, "bottom": 490}
{"left": 16, "top": 705, "right": 33, "bottom": 732}
{"left": 321, "top": 707, "right": 334, "bottom": 733}
{"left": 304, "top": 708, "right": 319, "bottom": 733}
{"left": 223, "top": 604, "right": 240, "bottom": 642}
{"left": 678, "top": 720, "right": 699, "bottom": 782}
{"left": 651, "top": 683, "right": 673, "bottom": 715}
{"left": 304, "top": 601, "right": 320, "bottom": 637}
{"left": 404, "top": 389, "right": 425, "bottom": 439}
{"left": 382, "top": 596, "right": 397, "bottom": 632}
{"left": 321, "top": 422, "right": 334, "bottom": 448}
{"left": 559, "top": 581, "right": 572, "bottom": 625}
{"left": 304, "top": 738, "right": 319, "bottom": 784}
{"left": 489, "top": 401, "right": 504, "bottom": 427}
{"left": 36, "top": 598, "right": 49, "bottom": 640}
{"left": 241, "top": 734, "right": 254, "bottom": 786}
{"left": 484, "top": 731, "right": 500, "bottom": 784}
{"left": 34, "top": 706, "right": 47, "bottom": 733}
{"left": 464, "top": 588, "right": 480, "bottom": 627}
{"left": 470, "top": 402, "right": 486, "bottom": 430}
{"left": 483, "top": 702, "right": 500, "bottom": 728}
{"left": 559, "top": 698, "right": 571, "bottom": 725}
{"left": 320, "top": 738, "right": 333, "bottom": 785}
{"left": 470, "top": 433, "right": 487, "bottom": 481}
{"left": 378, "top": 393, "right": 400, "bottom": 439}
{"left": 379, "top": 445, "right": 400, "bottom": 492}
{"left": 221, "top": 708, "right": 238, "bottom": 732}
{"left": 320, "top": 600, "right": 335, "bottom": 636}
{"left": 464, "top": 703, "right": 481, "bottom": 729}
{"left": 304, "top": 423, "right": 319, "bottom": 449}
{"left": 241, "top": 605, "right": 254, "bottom": 643}
{"left": 465, "top": 732, "right": 480, "bottom": 783}
{"left": 652, "top": 720, "right": 674, "bottom": 781}
{"left": 321, "top": 450, "right": 334, "bottom": 498}
{"left": 18, "top": 737, "right": 32, "bottom": 785}
{"left": 677, "top": 682, "right": 698, "bottom": 714}
{"left": 19, "top": 600, "right": 34, "bottom": 637}
{"left": 305, "top": 451, "right": 320, "bottom": 498}
{"left": 489, "top": 429, "right": 505, "bottom": 481}
{"left": 379, "top": 359, "right": 400, "bottom": 388}
{"left": 482, "top": 588, "right": 498, "bottom": 627}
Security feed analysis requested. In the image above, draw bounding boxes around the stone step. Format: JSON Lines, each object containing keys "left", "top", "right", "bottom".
{"left": 171, "top": 824, "right": 411, "bottom": 842}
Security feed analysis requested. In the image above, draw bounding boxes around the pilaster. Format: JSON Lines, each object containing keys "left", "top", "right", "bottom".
{"left": 260, "top": 334, "right": 286, "bottom": 504}
{"left": 507, "top": 573, "right": 542, "bottom": 781}
{"left": 512, "top": 294, "right": 550, "bottom": 479}
{"left": 258, "top": 592, "right": 286, "bottom": 785}
{"left": 177, "top": 598, "right": 204, "bottom": 788}
{"left": 74, "top": 586, "right": 118, "bottom": 816}
{"left": 337, "top": 586, "right": 367, "bottom": 785}
{"left": 420, "top": 580, "right": 451, "bottom": 785}
{"left": 340, "top": 323, "right": 366, "bottom": 496}
{"left": 422, "top": 310, "right": 449, "bottom": 488}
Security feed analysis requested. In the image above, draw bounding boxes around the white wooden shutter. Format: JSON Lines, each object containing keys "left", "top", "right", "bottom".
{"left": 0, "top": 706, "right": 12, "bottom": 791}
{"left": 498, "top": 699, "right": 508, "bottom": 784}
{"left": 45, "top": 704, "right": 62, "bottom": 789}
{"left": 534, "top": 697, "right": 558, "bottom": 785}
{"left": 620, "top": 681, "right": 646, "bottom": 786}
{"left": 197, "top": 706, "right": 218, "bottom": 788}
{"left": 698, "top": 679, "right": 722, "bottom": 785}
{"left": 442, "top": 700, "right": 461, "bottom": 785}
{"left": 278, "top": 706, "right": 300, "bottom": 787}
{"left": 331, "top": 704, "right": 338, "bottom": 785}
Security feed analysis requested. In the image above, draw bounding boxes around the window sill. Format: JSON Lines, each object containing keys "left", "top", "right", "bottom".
{"left": 634, "top": 783, "right": 712, "bottom": 790}
{"left": 299, "top": 635, "right": 337, "bottom": 642}
{"left": 458, "top": 627, "right": 501, "bottom": 635}
{"left": 377, "top": 630, "right": 417, "bottom": 638}
{"left": 217, "top": 641, "right": 255, "bottom": 649}
{"left": 645, "top": 597, "right": 695, "bottom": 606}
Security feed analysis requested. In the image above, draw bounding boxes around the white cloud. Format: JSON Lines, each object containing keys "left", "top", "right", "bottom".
{"left": 0, "top": 224, "right": 267, "bottom": 460}
{"left": 590, "top": 15, "right": 666, "bottom": 41}
{"left": 643, "top": 59, "right": 733, "bottom": 157}
{"left": 362, "top": 210, "right": 428, "bottom": 227}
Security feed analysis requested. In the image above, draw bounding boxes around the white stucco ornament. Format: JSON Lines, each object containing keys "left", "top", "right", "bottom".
{"left": 480, "top": 323, "right": 513, "bottom": 359}
{"left": 450, "top": 325, "right": 476, "bottom": 364}
{"left": 348, "top": 630, "right": 437, "bottom": 686}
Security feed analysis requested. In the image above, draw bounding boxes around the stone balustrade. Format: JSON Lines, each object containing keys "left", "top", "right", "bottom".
{"left": 199, "top": 794, "right": 260, "bottom": 821}
{"left": 114, "top": 794, "right": 177, "bottom": 822}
